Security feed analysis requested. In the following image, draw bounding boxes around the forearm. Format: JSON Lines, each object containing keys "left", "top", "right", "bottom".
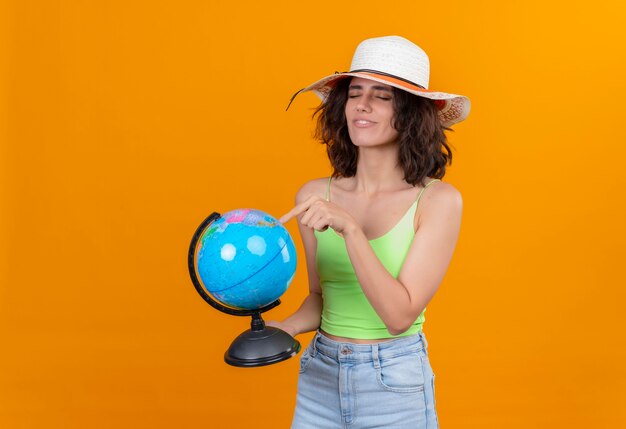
{"left": 343, "top": 226, "right": 418, "bottom": 335}
{"left": 281, "top": 291, "right": 323, "bottom": 336}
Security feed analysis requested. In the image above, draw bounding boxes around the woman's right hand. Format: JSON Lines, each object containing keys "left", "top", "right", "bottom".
{"left": 265, "top": 320, "right": 298, "bottom": 337}
{"left": 279, "top": 195, "right": 360, "bottom": 238}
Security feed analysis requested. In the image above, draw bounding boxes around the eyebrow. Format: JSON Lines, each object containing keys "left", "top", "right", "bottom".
{"left": 348, "top": 84, "right": 392, "bottom": 92}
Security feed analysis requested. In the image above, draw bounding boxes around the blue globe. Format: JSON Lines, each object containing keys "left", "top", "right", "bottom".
{"left": 196, "top": 209, "right": 297, "bottom": 310}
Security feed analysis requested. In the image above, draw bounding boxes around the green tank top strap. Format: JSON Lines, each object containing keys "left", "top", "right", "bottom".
{"left": 326, "top": 176, "right": 333, "bottom": 201}
{"left": 416, "top": 178, "right": 441, "bottom": 208}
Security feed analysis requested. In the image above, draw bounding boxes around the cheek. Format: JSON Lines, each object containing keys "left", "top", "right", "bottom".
{"left": 344, "top": 99, "right": 356, "bottom": 117}
{"left": 387, "top": 112, "right": 399, "bottom": 135}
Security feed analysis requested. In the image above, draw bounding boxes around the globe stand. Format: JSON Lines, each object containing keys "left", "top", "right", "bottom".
{"left": 188, "top": 212, "right": 301, "bottom": 368}
{"left": 225, "top": 311, "right": 300, "bottom": 367}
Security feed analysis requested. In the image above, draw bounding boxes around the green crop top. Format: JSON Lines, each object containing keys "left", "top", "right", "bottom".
{"left": 314, "top": 177, "right": 441, "bottom": 339}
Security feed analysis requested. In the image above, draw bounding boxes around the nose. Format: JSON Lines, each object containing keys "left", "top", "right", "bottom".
{"left": 355, "top": 94, "right": 372, "bottom": 112}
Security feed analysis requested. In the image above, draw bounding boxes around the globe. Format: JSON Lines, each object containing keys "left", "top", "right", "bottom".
{"left": 188, "top": 208, "right": 301, "bottom": 367}
{"left": 195, "top": 208, "right": 297, "bottom": 310}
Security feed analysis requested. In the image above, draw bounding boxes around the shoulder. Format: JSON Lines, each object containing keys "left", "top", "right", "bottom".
{"left": 294, "top": 177, "right": 331, "bottom": 204}
{"left": 417, "top": 180, "right": 463, "bottom": 225}
{"left": 427, "top": 180, "right": 462, "bottom": 206}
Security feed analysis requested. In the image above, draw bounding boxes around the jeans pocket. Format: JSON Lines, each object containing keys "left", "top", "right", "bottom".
{"left": 376, "top": 352, "right": 425, "bottom": 393}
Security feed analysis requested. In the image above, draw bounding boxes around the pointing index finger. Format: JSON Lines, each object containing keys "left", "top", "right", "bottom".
{"left": 279, "top": 197, "right": 314, "bottom": 224}
{"left": 278, "top": 209, "right": 295, "bottom": 224}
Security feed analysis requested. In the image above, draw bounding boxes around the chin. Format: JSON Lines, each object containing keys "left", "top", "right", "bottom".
{"left": 352, "top": 139, "right": 396, "bottom": 148}
{"left": 349, "top": 132, "right": 398, "bottom": 148}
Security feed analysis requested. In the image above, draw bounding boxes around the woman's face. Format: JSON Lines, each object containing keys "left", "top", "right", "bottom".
{"left": 345, "top": 77, "right": 399, "bottom": 148}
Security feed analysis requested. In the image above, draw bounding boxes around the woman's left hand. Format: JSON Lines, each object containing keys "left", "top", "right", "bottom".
{"left": 279, "top": 195, "right": 359, "bottom": 237}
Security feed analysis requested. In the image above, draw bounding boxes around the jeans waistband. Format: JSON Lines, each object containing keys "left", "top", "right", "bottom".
{"left": 309, "top": 330, "right": 428, "bottom": 363}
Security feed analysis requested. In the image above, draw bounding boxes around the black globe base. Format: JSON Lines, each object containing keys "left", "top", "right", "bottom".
{"left": 225, "top": 312, "right": 301, "bottom": 367}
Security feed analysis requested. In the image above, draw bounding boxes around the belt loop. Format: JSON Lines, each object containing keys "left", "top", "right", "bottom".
{"left": 372, "top": 343, "right": 381, "bottom": 369}
{"left": 311, "top": 331, "right": 319, "bottom": 357}
{"left": 420, "top": 330, "right": 428, "bottom": 351}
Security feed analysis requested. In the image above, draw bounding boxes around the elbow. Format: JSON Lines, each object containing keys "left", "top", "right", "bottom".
{"left": 385, "top": 309, "right": 424, "bottom": 336}
{"left": 386, "top": 327, "right": 409, "bottom": 336}
{"left": 385, "top": 320, "right": 413, "bottom": 337}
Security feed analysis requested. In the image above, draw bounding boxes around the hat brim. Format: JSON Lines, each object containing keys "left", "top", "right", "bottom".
{"left": 299, "top": 71, "right": 470, "bottom": 127}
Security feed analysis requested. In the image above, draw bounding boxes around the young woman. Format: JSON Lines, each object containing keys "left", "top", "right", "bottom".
{"left": 271, "top": 35, "right": 470, "bottom": 429}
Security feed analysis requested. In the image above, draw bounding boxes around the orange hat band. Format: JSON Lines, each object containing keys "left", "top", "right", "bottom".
{"left": 350, "top": 69, "right": 432, "bottom": 93}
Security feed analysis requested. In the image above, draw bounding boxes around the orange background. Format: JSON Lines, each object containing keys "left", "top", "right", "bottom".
{"left": 1, "top": 1, "right": 625, "bottom": 428}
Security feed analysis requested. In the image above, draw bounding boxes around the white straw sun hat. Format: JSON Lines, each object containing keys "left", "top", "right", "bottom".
{"left": 288, "top": 35, "right": 470, "bottom": 127}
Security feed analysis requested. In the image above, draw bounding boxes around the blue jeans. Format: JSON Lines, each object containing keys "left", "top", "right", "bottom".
{"left": 291, "top": 330, "right": 439, "bottom": 428}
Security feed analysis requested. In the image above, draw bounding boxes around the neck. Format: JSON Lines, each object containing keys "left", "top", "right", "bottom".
{"left": 352, "top": 144, "right": 408, "bottom": 196}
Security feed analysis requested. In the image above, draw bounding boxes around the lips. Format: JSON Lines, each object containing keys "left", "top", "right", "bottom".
{"left": 353, "top": 119, "right": 376, "bottom": 128}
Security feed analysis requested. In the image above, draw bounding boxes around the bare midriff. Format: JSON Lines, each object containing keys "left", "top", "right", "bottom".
{"left": 319, "top": 329, "right": 394, "bottom": 344}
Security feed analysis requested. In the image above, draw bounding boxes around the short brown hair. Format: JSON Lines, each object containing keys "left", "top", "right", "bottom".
{"left": 313, "top": 77, "right": 453, "bottom": 186}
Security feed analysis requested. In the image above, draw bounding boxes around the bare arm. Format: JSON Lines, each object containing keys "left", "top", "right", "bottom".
{"left": 342, "top": 184, "right": 462, "bottom": 334}
{"left": 267, "top": 182, "right": 324, "bottom": 337}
